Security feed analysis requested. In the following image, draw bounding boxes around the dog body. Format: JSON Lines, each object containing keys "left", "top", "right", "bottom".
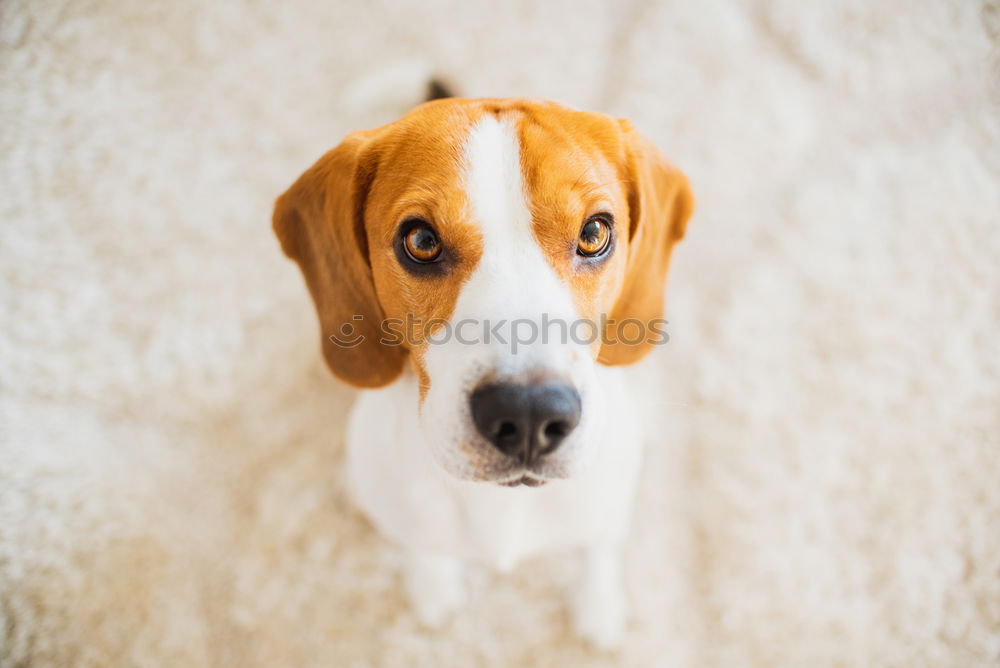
{"left": 347, "top": 364, "right": 641, "bottom": 642}
{"left": 273, "top": 97, "right": 692, "bottom": 647}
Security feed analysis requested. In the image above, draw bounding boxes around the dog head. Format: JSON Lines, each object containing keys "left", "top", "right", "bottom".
{"left": 274, "top": 98, "right": 693, "bottom": 486}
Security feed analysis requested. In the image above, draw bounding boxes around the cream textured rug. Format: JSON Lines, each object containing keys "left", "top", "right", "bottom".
{"left": 2, "top": 1, "right": 999, "bottom": 665}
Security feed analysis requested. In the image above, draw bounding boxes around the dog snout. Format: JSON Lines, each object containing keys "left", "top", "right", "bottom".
{"left": 470, "top": 382, "right": 582, "bottom": 464}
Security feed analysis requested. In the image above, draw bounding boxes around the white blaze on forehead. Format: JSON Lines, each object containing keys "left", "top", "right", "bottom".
{"left": 422, "top": 114, "right": 585, "bottom": 380}
{"left": 464, "top": 115, "right": 531, "bottom": 255}
{"left": 459, "top": 115, "right": 578, "bottom": 323}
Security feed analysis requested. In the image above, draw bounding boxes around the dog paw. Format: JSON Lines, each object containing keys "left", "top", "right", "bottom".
{"left": 570, "top": 547, "right": 628, "bottom": 649}
{"left": 571, "top": 584, "right": 627, "bottom": 649}
{"left": 404, "top": 552, "right": 466, "bottom": 628}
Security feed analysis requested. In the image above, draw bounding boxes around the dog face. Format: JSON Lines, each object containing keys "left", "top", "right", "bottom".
{"left": 274, "top": 98, "right": 692, "bottom": 486}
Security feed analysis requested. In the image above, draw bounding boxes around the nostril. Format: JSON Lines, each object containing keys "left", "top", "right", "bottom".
{"left": 492, "top": 420, "right": 525, "bottom": 459}
{"left": 540, "top": 420, "right": 572, "bottom": 453}
{"left": 495, "top": 421, "right": 518, "bottom": 442}
{"left": 544, "top": 420, "right": 569, "bottom": 439}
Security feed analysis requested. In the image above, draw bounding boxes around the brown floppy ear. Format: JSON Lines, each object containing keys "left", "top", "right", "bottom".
{"left": 598, "top": 121, "right": 695, "bottom": 366}
{"left": 273, "top": 131, "right": 407, "bottom": 387}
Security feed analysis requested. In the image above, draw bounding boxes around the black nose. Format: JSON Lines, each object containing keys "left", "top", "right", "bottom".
{"left": 470, "top": 383, "right": 582, "bottom": 463}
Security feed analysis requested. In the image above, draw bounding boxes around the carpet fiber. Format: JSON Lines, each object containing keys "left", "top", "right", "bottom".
{"left": 2, "top": 1, "right": 999, "bottom": 665}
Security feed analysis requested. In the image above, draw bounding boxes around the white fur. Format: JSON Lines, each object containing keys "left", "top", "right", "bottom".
{"left": 418, "top": 116, "right": 602, "bottom": 482}
{"left": 347, "top": 365, "right": 641, "bottom": 644}
{"left": 345, "top": 117, "right": 639, "bottom": 644}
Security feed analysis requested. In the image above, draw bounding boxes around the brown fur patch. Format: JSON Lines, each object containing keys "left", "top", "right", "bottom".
{"left": 512, "top": 105, "right": 632, "bottom": 345}
{"left": 511, "top": 103, "right": 693, "bottom": 365}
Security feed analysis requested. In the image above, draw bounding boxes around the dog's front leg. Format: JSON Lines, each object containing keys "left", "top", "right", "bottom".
{"left": 403, "top": 550, "right": 466, "bottom": 628}
{"left": 570, "top": 542, "right": 628, "bottom": 649}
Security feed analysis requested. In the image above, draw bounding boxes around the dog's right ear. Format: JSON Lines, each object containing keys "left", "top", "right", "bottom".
{"left": 273, "top": 131, "right": 408, "bottom": 388}
{"left": 597, "top": 121, "right": 694, "bottom": 367}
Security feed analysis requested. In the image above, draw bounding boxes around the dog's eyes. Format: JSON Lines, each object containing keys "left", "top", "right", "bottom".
{"left": 402, "top": 221, "right": 443, "bottom": 263}
{"left": 577, "top": 214, "right": 612, "bottom": 257}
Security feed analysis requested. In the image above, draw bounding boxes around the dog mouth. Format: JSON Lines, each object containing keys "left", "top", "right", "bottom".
{"left": 498, "top": 474, "right": 548, "bottom": 488}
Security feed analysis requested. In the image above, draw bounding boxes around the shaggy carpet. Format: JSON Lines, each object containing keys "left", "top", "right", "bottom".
{"left": 2, "top": 0, "right": 998, "bottom": 665}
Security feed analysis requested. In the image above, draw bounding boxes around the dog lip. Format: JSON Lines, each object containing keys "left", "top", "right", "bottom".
{"left": 498, "top": 474, "right": 548, "bottom": 488}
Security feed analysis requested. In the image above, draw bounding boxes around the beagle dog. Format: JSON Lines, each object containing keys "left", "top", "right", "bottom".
{"left": 273, "top": 94, "right": 692, "bottom": 648}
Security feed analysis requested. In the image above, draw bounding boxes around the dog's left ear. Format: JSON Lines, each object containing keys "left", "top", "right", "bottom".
{"left": 273, "top": 130, "right": 409, "bottom": 388}
{"left": 598, "top": 121, "right": 695, "bottom": 366}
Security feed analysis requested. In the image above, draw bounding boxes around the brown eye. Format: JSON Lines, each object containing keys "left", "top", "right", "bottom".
{"left": 403, "top": 223, "right": 442, "bottom": 263}
{"left": 577, "top": 215, "right": 612, "bottom": 257}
